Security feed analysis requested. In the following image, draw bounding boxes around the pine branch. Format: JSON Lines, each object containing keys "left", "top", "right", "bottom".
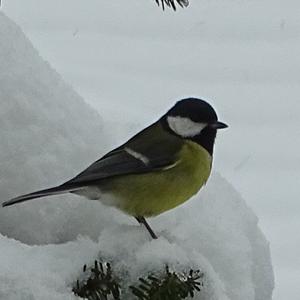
{"left": 130, "top": 265, "right": 203, "bottom": 300}
{"left": 155, "top": 0, "right": 189, "bottom": 11}
{"left": 73, "top": 261, "right": 121, "bottom": 300}
{"left": 73, "top": 261, "right": 204, "bottom": 300}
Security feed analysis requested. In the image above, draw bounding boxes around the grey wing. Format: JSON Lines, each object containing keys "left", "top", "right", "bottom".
{"left": 65, "top": 149, "right": 150, "bottom": 185}
{"left": 2, "top": 124, "right": 181, "bottom": 207}
{"left": 63, "top": 135, "right": 182, "bottom": 188}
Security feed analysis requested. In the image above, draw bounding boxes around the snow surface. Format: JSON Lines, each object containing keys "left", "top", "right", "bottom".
{"left": 0, "top": 11, "right": 274, "bottom": 300}
{"left": 0, "top": 12, "right": 108, "bottom": 244}
{"left": 0, "top": 174, "right": 274, "bottom": 300}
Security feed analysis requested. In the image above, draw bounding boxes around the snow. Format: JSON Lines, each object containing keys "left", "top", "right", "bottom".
{"left": 0, "top": 12, "right": 274, "bottom": 300}
{"left": 96, "top": 174, "right": 274, "bottom": 300}
{"left": 0, "top": 12, "right": 109, "bottom": 244}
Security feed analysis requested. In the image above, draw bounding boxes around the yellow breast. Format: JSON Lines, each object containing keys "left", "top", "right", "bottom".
{"left": 103, "top": 141, "right": 212, "bottom": 217}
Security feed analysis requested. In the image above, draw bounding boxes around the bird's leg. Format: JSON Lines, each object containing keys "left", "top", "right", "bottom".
{"left": 135, "top": 216, "right": 158, "bottom": 239}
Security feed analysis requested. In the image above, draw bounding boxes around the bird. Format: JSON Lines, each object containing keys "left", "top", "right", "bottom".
{"left": 2, "top": 98, "right": 228, "bottom": 239}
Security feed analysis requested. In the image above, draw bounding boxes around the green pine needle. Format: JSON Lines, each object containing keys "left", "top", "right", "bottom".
{"left": 72, "top": 260, "right": 121, "bottom": 300}
{"left": 130, "top": 266, "right": 203, "bottom": 300}
{"left": 73, "top": 262, "right": 203, "bottom": 300}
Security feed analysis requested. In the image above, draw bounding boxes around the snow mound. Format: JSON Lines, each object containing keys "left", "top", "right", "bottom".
{"left": 0, "top": 13, "right": 273, "bottom": 300}
{"left": 95, "top": 173, "right": 274, "bottom": 300}
{"left": 0, "top": 12, "right": 106, "bottom": 244}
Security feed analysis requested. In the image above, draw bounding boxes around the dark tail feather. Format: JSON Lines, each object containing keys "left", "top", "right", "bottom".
{"left": 2, "top": 184, "right": 81, "bottom": 207}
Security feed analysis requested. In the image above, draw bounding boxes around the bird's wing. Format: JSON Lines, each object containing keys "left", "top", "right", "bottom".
{"left": 2, "top": 123, "right": 181, "bottom": 207}
{"left": 64, "top": 122, "right": 182, "bottom": 187}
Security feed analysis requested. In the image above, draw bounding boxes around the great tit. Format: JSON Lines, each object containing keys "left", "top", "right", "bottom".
{"left": 2, "top": 98, "right": 227, "bottom": 239}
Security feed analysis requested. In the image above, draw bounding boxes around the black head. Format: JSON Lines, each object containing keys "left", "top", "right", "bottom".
{"left": 161, "top": 98, "right": 228, "bottom": 155}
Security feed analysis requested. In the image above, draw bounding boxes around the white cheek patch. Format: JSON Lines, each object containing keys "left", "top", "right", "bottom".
{"left": 167, "top": 116, "right": 207, "bottom": 137}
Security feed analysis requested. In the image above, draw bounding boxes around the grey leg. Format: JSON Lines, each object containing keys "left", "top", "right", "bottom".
{"left": 135, "top": 216, "right": 158, "bottom": 239}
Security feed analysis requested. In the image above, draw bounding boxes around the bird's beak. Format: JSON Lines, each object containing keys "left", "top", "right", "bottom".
{"left": 209, "top": 121, "right": 228, "bottom": 129}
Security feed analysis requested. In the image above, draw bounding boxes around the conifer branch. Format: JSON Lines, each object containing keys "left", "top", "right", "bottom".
{"left": 73, "top": 261, "right": 203, "bottom": 300}
{"left": 155, "top": 0, "right": 189, "bottom": 11}
{"left": 73, "top": 261, "right": 121, "bottom": 300}
{"left": 130, "top": 265, "right": 203, "bottom": 300}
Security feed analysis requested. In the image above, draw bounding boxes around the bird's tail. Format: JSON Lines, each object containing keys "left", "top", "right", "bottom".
{"left": 2, "top": 184, "right": 81, "bottom": 207}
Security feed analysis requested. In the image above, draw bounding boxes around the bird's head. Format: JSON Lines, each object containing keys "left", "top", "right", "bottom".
{"left": 161, "top": 98, "right": 228, "bottom": 155}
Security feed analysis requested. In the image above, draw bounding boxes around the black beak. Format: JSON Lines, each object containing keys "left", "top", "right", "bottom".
{"left": 209, "top": 121, "right": 228, "bottom": 129}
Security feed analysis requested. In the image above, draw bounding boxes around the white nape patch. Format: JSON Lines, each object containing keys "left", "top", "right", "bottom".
{"left": 167, "top": 116, "right": 207, "bottom": 137}
{"left": 125, "top": 147, "right": 150, "bottom": 165}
